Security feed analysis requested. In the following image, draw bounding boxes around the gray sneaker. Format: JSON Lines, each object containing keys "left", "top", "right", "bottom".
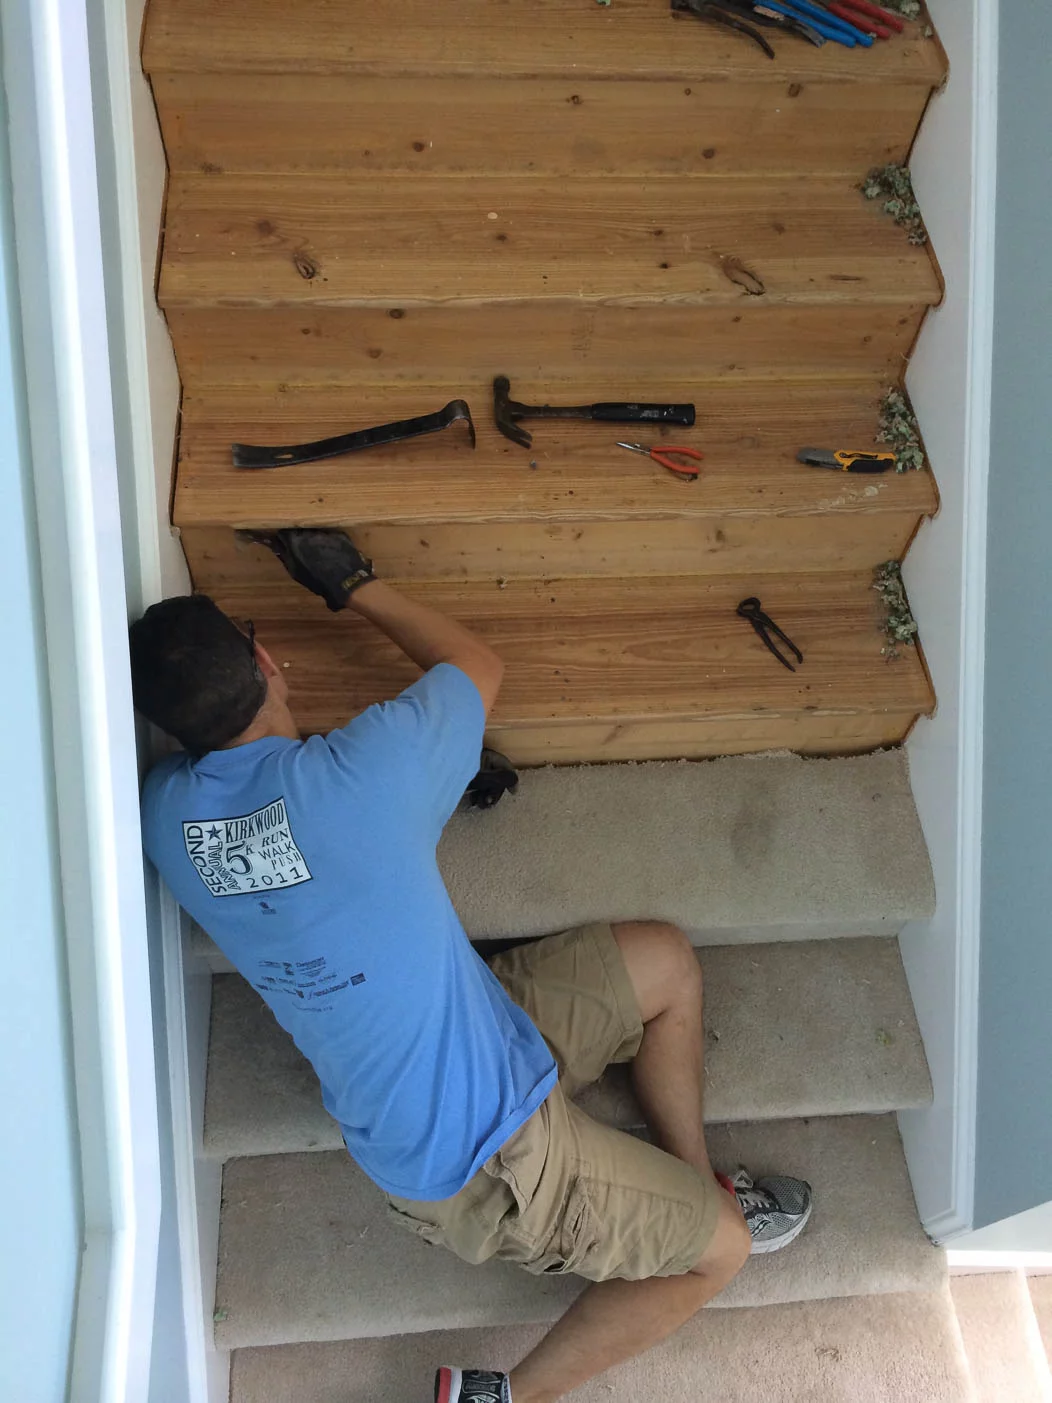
{"left": 727, "top": 1168, "right": 814, "bottom": 1254}
{"left": 435, "top": 1367, "right": 511, "bottom": 1403}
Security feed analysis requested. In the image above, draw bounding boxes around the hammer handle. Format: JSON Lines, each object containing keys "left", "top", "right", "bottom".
{"left": 590, "top": 403, "right": 696, "bottom": 426}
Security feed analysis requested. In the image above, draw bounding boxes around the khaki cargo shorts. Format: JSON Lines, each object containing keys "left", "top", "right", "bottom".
{"left": 386, "top": 922, "right": 722, "bottom": 1282}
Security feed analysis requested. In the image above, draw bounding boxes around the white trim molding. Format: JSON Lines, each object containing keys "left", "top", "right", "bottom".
{"left": 0, "top": 0, "right": 164, "bottom": 1397}
{"left": 898, "top": 0, "right": 998, "bottom": 1242}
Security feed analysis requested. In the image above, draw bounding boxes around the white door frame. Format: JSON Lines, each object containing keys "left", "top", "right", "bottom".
{"left": 0, "top": 0, "right": 163, "bottom": 1398}
{"left": 898, "top": 0, "right": 998, "bottom": 1242}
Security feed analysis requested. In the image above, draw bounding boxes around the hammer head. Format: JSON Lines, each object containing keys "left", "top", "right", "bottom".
{"left": 493, "top": 375, "right": 533, "bottom": 449}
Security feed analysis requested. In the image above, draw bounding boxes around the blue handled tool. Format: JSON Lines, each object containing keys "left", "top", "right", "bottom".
{"left": 764, "top": 0, "right": 875, "bottom": 45}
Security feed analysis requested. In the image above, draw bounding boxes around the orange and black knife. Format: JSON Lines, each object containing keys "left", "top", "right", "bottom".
{"left": 797, "top": 447, "right": 897, "bottom": 473}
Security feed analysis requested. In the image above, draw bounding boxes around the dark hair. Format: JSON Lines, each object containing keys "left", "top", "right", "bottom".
{"left": 128, "top": 594, "right": 267, "bottom": 754}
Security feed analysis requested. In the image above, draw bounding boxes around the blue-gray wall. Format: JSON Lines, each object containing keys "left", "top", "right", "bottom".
{"left": 0, "top": 56, "right": 83, "bottom": 1403}
{"left": 974, "top": 0, "right": 1052, "bottom": 1228}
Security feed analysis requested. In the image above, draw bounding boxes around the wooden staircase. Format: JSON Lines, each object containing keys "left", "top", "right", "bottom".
{"left": 145, "top": 0, "right": 945, "bottom": 767}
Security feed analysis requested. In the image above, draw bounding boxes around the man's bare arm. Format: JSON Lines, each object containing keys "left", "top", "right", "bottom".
{"left": 348, "top": 580, "right": 505, "bottom": 716}
{"left": 252, "top": 528, "right": 505, "bottom": 715}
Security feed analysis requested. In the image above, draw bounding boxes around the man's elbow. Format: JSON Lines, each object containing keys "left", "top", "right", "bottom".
{"left": 466, "top": 645, "right": 504, "bottom": 715}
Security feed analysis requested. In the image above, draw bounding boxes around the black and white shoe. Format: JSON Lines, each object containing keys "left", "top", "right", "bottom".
{"left": 721, "top": 1168, "right": 814, "bottom": 1254}
{"left": 435, "top": 1367, "right": 511, "bottom": 1403}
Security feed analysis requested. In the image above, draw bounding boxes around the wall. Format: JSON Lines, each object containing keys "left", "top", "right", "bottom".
{"left": 972, "top": 0, "right": 1052, "bottom": 1230}
{"left": 0, "top": 49, "right": 83, "bottom": 1403}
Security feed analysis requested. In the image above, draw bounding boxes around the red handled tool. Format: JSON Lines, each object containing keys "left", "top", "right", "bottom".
{"left": 824, "top": 0, "right": 904, "bottom": 37}
{"left": 617, "top": 441, "right": 705, "bottom": 481}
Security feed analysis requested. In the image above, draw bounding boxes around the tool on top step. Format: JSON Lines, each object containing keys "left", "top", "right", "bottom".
{"left": 671, "top": 0, "right": 909, "bottom": 54}
{"left": 826, "top": 0, "right": 904, "bottom": 37}
{"left": 797, "top": 447, "right": 897, "bottom": 472}
{"left": 494, "top": 376, "right": 695, "bottom": 450}
{"left": 616, "top": 441, "right": 704, "bottom": 482}
{"left": 737, "top": 598, "right": 805, "bottom": 672}
{"left": 231, "top": 399, "right": 476, "bottom": 469}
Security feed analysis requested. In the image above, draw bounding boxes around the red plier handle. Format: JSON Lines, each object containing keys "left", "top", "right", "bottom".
{"left": 617, "top": 441, "right": 704, "bottom": 480}
{"left": 828, "top": 0, "right": 904, "bottom": 37}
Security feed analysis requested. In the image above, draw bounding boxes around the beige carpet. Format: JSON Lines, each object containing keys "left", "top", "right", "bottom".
{"left": 189, "top": 751, "right": 936, "bottom": 974}
{"left": 950, "top": 1272, "right": 1052, "bottom": 1403}
{"left": 230, "top": 1286, "right": 972, "bottom": 1403}
{"left": 203, "top": 937, "right": 931, "bottom": 1160}
{"left": 437, "top": 752, "right": 935, "bottom": 944}
{"left": 1031, "top": 1275, "right": 1052, "bottom": 1370}
{"left": 214, "top": 1114, "right": 943, "bottom": 1349}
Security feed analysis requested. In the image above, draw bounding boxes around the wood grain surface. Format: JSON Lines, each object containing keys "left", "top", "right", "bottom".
{"left": 207, "top": 569, "right": 934, "bottom": 762}
{"left": 166, "top": 302, "right": 929, "bottom": 387}
{"left": 143, "top": 0, "right": 947, "bottom": 84}
{"left": 159, "top": 174, "right": 941, "bottom": 309}
{"left": 175, "top": 378, "right": 936, "bottom": 580}
{"left": 153, "top": 73, "right": 932, "bottom": 179}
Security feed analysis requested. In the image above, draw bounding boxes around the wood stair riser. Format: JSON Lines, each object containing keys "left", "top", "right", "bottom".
{"left": 182, "top": 513, "right": 926, "bottom": 589}
{"left": 174, "top": 380, "right": 938, "bottom": 584}
{"left": 166, "top": 305, "right": 929, "bottom": 389}
{"left": 209, "top": 570, "right": 934, "bottom": 764}
{"left": 152, "top": 74, "right": 934, "bottom": 180}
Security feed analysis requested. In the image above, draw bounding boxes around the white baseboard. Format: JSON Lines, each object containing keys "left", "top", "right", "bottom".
{"left": 949, "top": 1253, "right": 1052, "bottom": 1276}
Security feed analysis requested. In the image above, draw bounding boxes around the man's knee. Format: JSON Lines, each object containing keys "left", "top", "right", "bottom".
{"left": 688, "top": 1193, "right": 751, "bottom": 1288}
{"left": 612, "top": 920, "right": 702, "bottom": 1019}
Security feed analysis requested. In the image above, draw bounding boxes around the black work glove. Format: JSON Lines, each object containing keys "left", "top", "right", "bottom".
{"left": 247, "top": 528, "right": 376, "bottom": 612}
{"left": 463, "top": 748, "right": 519, "bottom": 810}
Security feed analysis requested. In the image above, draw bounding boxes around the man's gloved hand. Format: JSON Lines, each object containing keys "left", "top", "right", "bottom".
{"left": 463, "top": 748, "right": 519, "bottom": 810}
{"left": 246, "top": 528, "right": 376, "bottom": 612}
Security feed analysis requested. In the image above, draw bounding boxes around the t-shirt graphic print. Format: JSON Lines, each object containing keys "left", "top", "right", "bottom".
{"left": 182, "top": 796, "right": 312, "bottom": 897}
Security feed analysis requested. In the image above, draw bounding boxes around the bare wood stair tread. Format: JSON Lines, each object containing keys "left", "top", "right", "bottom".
{"left": 209, "top": 570, "right": 934, "bottom": 737}
{"left": 144, "top": 0, "right": 946, "bottom": 85}
{"left": 159, "top": 173, "right": 942, "bottom": 309}
{"left": 175, "top": 379, "right": 937, "bottom": 528}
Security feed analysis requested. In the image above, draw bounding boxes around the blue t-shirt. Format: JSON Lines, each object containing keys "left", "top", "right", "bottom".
{"left": 140, "top": 663, "right": 557, "bottom": 1200}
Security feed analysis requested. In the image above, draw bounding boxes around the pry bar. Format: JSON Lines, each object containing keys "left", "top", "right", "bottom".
{"left": 232, "top": 399, "right": 477, "bottom": 469}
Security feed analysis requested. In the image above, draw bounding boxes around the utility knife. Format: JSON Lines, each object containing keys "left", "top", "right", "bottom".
{"left": 797, "top": 447, "right": 897, "bottom": 473}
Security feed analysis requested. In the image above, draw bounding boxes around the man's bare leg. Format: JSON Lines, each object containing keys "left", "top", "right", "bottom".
{"left": 507, "top": 921, "right": 743, "bottom": 1403}
{"left": 508, "top": 1194, "right": 750, "bottom": 1403}
{"left": 611, "top": 920, "right": 714, "bottom": 1179}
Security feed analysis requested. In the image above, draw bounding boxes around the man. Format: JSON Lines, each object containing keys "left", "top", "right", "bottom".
{"left": 131, "top": 529, "right": 812, "bottom": 1403}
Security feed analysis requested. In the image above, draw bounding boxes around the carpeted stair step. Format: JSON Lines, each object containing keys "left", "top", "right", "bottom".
{"left": 203, "top": 936, "right": 932, "bottom": 1161}
{"left": 1031, "top": 1275, "right": 1052, "bottom": 1370}
{"left": 213, "top": 1112, "right": 944, "bottom": 1349}
{"left": 176, "top": 379, "right": 938, "bottom": 587}
{"left": 208, "top": 571, "right": 934, "bottom": 764}
{"left": 187, "top": 749, "right": 935, "bottom": 972}
{"left": 227, "top": 1285, "right": 974, "bottom": 1403}
{"left": 144, "top": 1, "right": 946, "bottom": 183}
{"left": 951, "top": 1272, "right": 1052, "bottom": 1403}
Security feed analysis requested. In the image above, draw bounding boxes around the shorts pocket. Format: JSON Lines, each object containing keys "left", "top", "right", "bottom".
{"left": 384, "top": 1199, "right": 446, "bottom": 1249}
{"left": 518, "top": 1177, "right": 600, "bottom": 1277}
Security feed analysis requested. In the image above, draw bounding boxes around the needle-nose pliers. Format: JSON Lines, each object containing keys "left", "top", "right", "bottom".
{"left": 670, "top": 0, "right": 778, "bottom": 58}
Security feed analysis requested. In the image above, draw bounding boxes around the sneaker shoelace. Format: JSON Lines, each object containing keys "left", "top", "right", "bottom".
{"left": 729, "top": 1170, "right": 780, "bottom": 1216}
{"left": 735, "top": 1183, "right": 775, "bottom": 1213}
